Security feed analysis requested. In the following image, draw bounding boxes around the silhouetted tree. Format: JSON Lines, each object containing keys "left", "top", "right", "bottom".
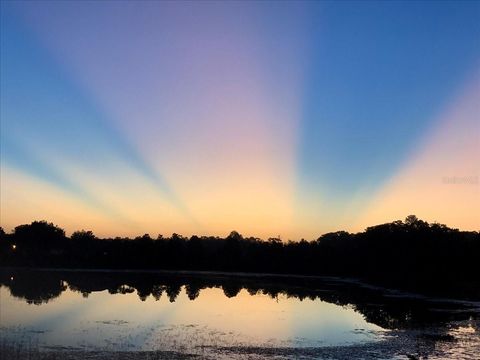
{"left": 71, "top": 230, "right": 96, "bottom": 242}
{"left": 14, "top": 221, "right": 65, "bottom": 245}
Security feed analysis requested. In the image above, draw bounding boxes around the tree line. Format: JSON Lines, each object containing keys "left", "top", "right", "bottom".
{"left": 1, "top": 215, "right": 479, "bottom": 297}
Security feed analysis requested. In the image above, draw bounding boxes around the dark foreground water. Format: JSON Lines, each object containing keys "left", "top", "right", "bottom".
{"left": 0, "top": 269, "right": 479, "bottom": 359}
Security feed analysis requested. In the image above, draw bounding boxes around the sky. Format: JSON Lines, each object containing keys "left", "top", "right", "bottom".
{"left": 1, "top": 1, "right": 479, "bottom": 239}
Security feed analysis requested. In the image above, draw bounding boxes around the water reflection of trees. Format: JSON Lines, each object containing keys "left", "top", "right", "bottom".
{"left": 1, "top": 271, "right": 67, "bottom": 305}
{"left": 1, "top": 270, "right": 478, "bottom": 331}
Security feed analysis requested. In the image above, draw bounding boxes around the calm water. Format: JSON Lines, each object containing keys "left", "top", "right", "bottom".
{"left": 1, "top": 269, "right": 479, "bottom": 359}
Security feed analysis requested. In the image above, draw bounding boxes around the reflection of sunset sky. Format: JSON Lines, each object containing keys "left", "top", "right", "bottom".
{"left": 1, "top": 1, "right": 479, "bottom": 238}
{"left": 0, "top": 286, "right": 380, "bottom": 349}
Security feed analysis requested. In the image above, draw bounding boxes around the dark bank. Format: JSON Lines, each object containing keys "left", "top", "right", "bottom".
{"left": 1, "top": 215, "right": 479, "bottom": 300}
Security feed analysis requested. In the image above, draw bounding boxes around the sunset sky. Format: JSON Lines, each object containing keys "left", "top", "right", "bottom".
{"left": 1, "top": 1, "right": 479, "bottom": 239}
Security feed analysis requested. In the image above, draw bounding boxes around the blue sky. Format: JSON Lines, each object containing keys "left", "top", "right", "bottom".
{"left": 300, "top": 1, "right": 480, "bottom": 199}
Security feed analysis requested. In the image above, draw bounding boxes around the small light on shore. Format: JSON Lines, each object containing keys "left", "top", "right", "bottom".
{"left": 10, "top": 276, "right": 14, "bottom": 281}
{"left": 12, "top": 244, "right": 16, "bottom": 250}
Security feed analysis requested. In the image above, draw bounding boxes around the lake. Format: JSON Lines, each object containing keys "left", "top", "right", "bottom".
{"left": 1, "top": 269, "right": 479, "bottom": 359}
